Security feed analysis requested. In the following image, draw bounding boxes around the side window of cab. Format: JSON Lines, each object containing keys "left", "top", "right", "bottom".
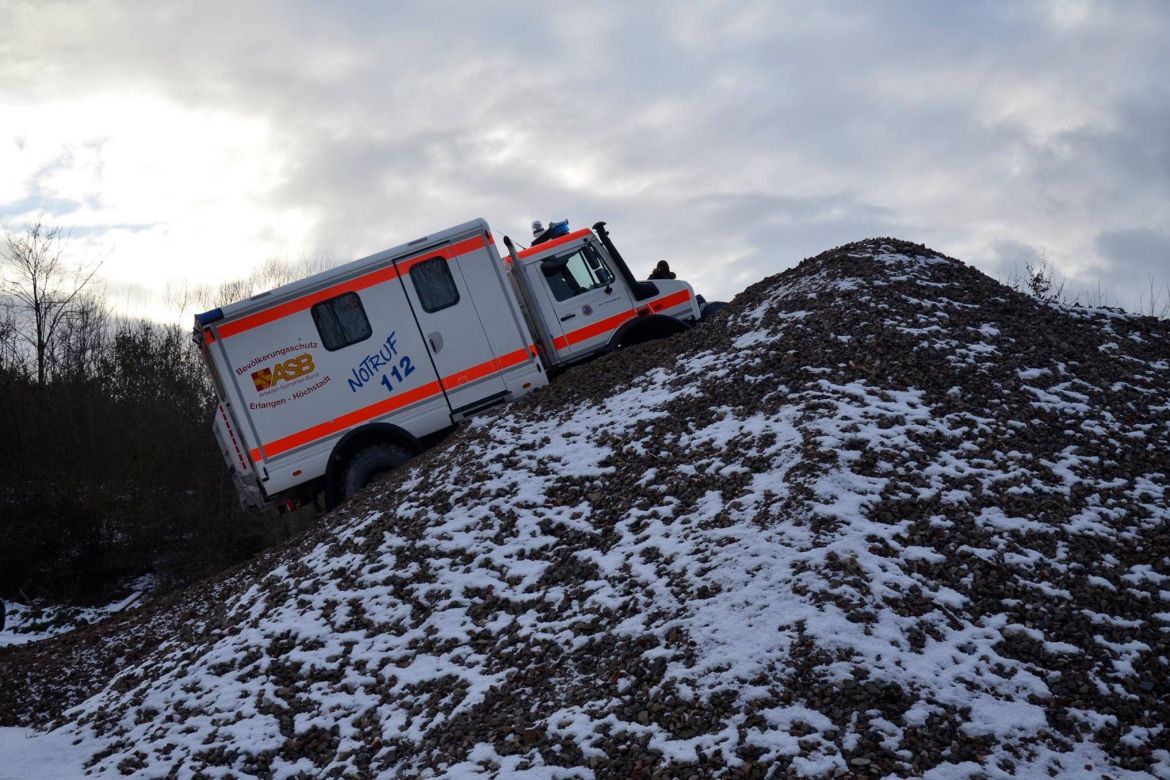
{"left": 542, "top": 245, "right": 615, "bottom": 302}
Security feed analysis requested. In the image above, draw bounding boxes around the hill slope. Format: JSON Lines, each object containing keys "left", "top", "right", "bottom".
{"left": 3, "top": 239, "right": 1169, "bottom": 778}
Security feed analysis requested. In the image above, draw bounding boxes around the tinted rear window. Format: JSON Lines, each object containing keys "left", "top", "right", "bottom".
{"left": 410, "top": 257, "right": 460, "bottom": 313}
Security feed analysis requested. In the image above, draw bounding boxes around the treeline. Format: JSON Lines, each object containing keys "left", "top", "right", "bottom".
{"left": 0, "top": 223, "right": 325, "bottom": 604}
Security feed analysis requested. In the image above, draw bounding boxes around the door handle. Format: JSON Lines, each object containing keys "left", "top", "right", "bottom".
{"left": 560, "top": 314, "right": 576, "bottom": 321}
{"left": 427, "top": 332, "right": 443, "bottom": 353}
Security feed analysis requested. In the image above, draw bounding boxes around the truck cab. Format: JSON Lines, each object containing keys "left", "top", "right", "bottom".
{"left": 502, "top": 221, "right": 700, "bottom": 369}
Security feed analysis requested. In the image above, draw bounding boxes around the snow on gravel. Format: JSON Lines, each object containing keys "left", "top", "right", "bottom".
{"left": 0, "top": 580, "right": 152, "bottom": 649}
{"left": 1, "top": 238, "right": 1167, "bottom": 778}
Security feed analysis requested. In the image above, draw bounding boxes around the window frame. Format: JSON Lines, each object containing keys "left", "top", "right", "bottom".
{"left": 543, "top": 245, "right": 615, "bottom": 302}
{"left": 408, "top": 256, "right": 461, "bottom": 314}
{"left": 310, "top": 291, "right": 373, "bottom": 352}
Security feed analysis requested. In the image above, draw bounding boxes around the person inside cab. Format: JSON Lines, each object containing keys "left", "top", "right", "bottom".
{"left": 649, "top": 260, "right": 676, "bottom": 280}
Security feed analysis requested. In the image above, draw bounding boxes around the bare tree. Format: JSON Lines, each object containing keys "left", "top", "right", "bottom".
{"left": 0, "top": 222, "right": 101, "bottom": 385}
{"left": 1136, "top": 278, "right": 1170, "bottom": 319}
{"left": 0, "top": 296, "right": 22, "bottom": 376}
{"left": 52, "top": 290, "right": 111, "bottom": 384}
{"left": 183, "top": 254, "right": 337, "bottom": 313}
{"left": 1013, "top": 249, "right": 1070, "bottom": 305}
{"left": 1080, "top": 277, "right": 1110, "bottom": 309}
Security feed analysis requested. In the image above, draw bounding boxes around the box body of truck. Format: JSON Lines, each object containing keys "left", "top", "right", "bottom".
{"left": 196, "top": 218, "right": 547, "bottom": 510}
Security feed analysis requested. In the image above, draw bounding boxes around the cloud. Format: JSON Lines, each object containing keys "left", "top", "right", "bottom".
{"left": 1, "top": 1, "right": 1168, "bottom": 319}
{"left": 1096, "top": 228, "right": 1170, "bottom": 276}
{"left": 988, "top": 238, "right": 1046, "bottom": 283}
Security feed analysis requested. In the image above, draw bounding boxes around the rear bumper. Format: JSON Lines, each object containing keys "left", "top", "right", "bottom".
{"left": 232, "top": 467, "right": 277, "bottom": 511}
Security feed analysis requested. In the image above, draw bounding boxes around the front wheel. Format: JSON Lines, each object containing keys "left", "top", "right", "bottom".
{"left": 612, "top": 315, "right": 689, "bottom": 350}
{"left": 338, "top": 443, "right": 413, "bottom": 506}
{"left": 700, "top": 301, "right": 728, "bottom": 321}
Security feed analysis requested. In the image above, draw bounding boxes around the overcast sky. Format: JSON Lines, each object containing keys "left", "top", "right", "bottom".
{"left": 2, "top": 0, "right": 1168, "bottom": 322}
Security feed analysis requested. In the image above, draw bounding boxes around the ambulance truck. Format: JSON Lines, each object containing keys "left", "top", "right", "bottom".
{"left": 194, "top": 218, "right": 708, "bottom": 510}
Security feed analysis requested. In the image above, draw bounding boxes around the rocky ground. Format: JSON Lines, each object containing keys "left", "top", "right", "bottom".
{"left": 2, "top": 239, "right": 1168, "bottom": 778}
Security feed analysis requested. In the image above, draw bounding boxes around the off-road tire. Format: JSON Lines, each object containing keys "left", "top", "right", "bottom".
{"left": 340, "top": 444, "right": 413, "bottom": 503}
{"left": 700, "top": 301, "right": 728, "bottom": 321}
{"left": 613, "top": 316, "right": 688, "bottom": 351}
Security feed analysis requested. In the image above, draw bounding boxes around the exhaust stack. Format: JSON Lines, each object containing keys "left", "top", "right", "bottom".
{"left": 592, "top": 221, "right": 658, "bottom": 302}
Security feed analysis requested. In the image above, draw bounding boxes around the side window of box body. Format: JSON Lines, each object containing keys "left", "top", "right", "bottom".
{"left": 311, "top": 291, "right": 373, "bottom": 351}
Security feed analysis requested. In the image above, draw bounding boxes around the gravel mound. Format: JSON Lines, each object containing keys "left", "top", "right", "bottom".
{"left": 2, "top": 238, "right": 1168, "bottom": 778}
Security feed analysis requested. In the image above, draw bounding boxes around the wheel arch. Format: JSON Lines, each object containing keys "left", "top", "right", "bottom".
{"left": 325, "top": 423, "right": 423, "bottom": 498}
{"left": 607, "top": 313, "right": 690, "bottom": 351}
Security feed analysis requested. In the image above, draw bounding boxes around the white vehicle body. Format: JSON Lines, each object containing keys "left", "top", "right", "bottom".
{"left": 504, "top": 224, "right": 699, "bottom": 366}
{"left": 196, "top": 218, "right": 701, "bottom": 510}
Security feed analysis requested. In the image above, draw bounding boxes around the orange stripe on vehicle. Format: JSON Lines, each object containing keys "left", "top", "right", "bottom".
{"left": 438, "top": 343, "right": 535, "bottom": 389}
{"left": 550, "top": 291, "right": 693, "bottom": 352}
{"left": 219, "top": 265, "right": 401, "bottom": 339}
{"left": 219, "top": 235, "right": 487, "bottom": 339}
{"left": 647, "top": 289, "right": 692, "bottom": 312}
{"left": 442, "top": 357, "right": 501, "bottom": 388}
{"left": 260, "top": 380, "right": 444, "bottom": 459}
{"left": 252, "top": 344, "right": 537, "bottom": 461}
{"left": 552, "top": 308, "right": 638, "bottom": 351}
{"left": 394, "top": 235, "right": 486, "bottom": 276}
{"left": 496, "top": 345, "right": 533, "bottom": 369}
{"left": 515, "top": 228, "right": 593, "bottom": 260}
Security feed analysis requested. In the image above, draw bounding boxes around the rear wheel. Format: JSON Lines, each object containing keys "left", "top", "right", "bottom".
{"left": 338, "top": 443, "right": 413, "bottom": 505}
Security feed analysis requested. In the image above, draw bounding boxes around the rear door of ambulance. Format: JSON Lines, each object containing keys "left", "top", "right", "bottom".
{"left": 199, "top": 332, "right": 268, "bottom": 505}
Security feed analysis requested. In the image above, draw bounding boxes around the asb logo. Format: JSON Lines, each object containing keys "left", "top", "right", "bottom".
{"left": 252, "top": 353, "right": 316, "bottom": 391}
